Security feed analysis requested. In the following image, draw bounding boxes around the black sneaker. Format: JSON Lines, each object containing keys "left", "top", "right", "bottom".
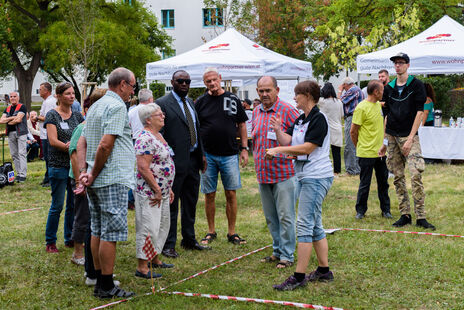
{"left": 273, "top": 275, "right": 308, "bottom": 291}
{"left": 416, "top": 219, "right": 436, "bottom": 231}
{"left": 392, "top": 214, "right": 412, "bottom": 227}
{"left": 98, "top": 286, "right": 135, "bottom": 299}
{"left": 307, "top": 269, "right": 334, "bottom": 282}
{"left": 355, "top": 213, "right": 364, "bottom": 219}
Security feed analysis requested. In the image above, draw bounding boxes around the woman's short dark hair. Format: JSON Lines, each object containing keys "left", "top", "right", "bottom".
{"left": 320, "top": 82, "right": 337, "bottom": 99}
{"left": 294, "top": 80, "right": 320, "bottom": 103}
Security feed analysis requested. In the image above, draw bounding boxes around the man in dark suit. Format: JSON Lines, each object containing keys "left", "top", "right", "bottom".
{"left": 156, "top": 70, "right": 210, "bottom": 258}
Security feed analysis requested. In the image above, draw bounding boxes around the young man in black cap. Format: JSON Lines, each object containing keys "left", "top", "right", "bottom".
{"left": 382, "top": 52, "right": 435, "bottom": 230}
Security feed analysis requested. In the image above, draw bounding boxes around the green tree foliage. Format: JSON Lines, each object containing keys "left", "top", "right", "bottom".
{"left": 310, "top": 0, "right": 462, "bottom": 79}
{"left": 2, "top": 0, "right": 171, "bottom": 108}
{"left": 39, "top": 0, "right": 172, "bottom": 102}
{"left": 0, "top": 3, "right": 13, "bottom": 76}
{"left": 149, "top": 81, "right": 166, "bottom": 100}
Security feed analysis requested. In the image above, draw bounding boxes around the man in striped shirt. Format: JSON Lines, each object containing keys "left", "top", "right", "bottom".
{"left": 252, "top": 76, "right": 299, "bottom": 268}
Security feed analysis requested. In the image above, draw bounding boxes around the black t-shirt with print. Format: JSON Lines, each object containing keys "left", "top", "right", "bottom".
{"left": 286, "top": 106, "right": 327, "bottom": 146}
{"left": 195, "top": 91, "right": 248, "bottom": 156}
{"left": 44, "top": 109, "right": 84, "bottom": 168}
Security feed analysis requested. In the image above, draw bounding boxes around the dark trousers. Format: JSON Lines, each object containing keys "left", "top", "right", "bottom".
{"left": 331, "top": 145, "right": 341, "bottom": 173}
{"left": 355, "top": 157, "right": 390, "bottom": 215}
{"left": 27, "top": 142, "right": 40, "bottom": 161}
{"left": 163, "top": 161, "right": 200, "bottom": 249}
{"left": 41, "top": 139, "right": 50, "bottom": 183}
{"left": 71, "top": 180, "right": 90, "bottom": 243}
{"left": 85, "top": 219, "right": 96, "bottom": 279}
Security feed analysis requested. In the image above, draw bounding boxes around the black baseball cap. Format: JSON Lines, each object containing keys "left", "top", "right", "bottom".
{"left": 390, "top": 52, "right": 410, "bottom": 64}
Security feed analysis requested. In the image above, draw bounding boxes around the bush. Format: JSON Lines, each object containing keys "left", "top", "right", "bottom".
{"left": 188, "top": 88, "right": 206, "bottom": 102}
{"left": 419, "top": 74, "right": 464, "bottom": 118}
{"left": 149, "top": 82, "right": 166, "bottom": 100}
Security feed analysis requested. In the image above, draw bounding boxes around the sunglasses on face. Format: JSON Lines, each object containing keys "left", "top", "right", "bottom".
{"left": 176, "top": 79, "right": 191, "bottom": 85}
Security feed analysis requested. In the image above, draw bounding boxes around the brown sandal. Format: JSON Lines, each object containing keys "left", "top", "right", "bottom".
{"left": 276, "top": 260, "right": 294, "bottom": 269}
{"left": 261, "top": 255, "right": 279, "bottom": 263}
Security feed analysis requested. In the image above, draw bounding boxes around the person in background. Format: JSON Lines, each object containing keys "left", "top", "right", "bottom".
{"left": 318, "top": 83, "right": 344, "bottom": 175}
{"left": 37, "top": 82, "right": 57, "bottom": 187}
{"left": 44, "top": 82, "right": 84, "bottom": 253}
{"left": 26, "top": 132, "right": 40, "bottom": 162}
{"left": 70, "top": 89, "right": 107, "bottom": 270}
{"left": 72, "top": 98, "right": 82, "bottom": 114}
{"left": 268, "top": 80, "right": 334, "bottom": 290}
{"left": 28, "top": 110, "right": 43, "bottom": 159}
{"left": 253, "top": 98, "right": 261, "bottom": 109}
{"left": 134, "top": 103, "right": 175, "bottom": 279}
{"left": 350, "top": 80, "right": 391, "bottom": 220}
{"left": 0, "top": 91, "right": 28, "bottom": 182}
{"left": 338, "top": 77, "right": 363, "bottom": 175}
{"left": 422, "top": 83, "right": 435, "bottom": 127}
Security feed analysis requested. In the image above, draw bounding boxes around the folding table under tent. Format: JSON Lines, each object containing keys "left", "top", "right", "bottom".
{"left": 146, "top": 28, "right": 313, "bottom": 86}
{"left": 356, "top": 15, "right": 464, "bottom": 75}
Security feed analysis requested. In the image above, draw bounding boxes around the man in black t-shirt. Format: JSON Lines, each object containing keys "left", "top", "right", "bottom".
{"left": 0, "top": 92, "right": 28, "bottom": 182}
{"left": 195, "top": 67, "right": 249, "bottom": 246}
{"left": 382, "top": 52, "right": 435, "bottom": 230}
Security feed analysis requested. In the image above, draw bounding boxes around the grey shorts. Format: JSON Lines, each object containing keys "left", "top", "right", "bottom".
{"left": 87, "top": 184, "right": 129, "bottom": 242}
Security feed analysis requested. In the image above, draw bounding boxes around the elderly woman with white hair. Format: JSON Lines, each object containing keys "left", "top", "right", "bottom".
{"left": 134, "top": 103, "right": 175, "bottom": 279}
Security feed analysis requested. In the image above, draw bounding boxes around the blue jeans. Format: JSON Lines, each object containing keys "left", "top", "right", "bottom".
{"left": 296, "top": 177, "right": 333, "bottom": 243}
{"left": 258, "top": 177, "right": 296, "bottom": 262}
{"left": 41, "top": 139, "right": 50, "bottom": 183}
{"left": 45, "top": 167, "right": 75, "bottom": 245}
{"left": 344, "top": 116, "right": 360, "bottom": 175}
{"left": 200, "top": 152, "right": 241, "bottom": 194}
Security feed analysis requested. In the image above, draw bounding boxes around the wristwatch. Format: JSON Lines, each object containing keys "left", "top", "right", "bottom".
{"left": 239, "top": 146, "right": 249, "bottom": 151}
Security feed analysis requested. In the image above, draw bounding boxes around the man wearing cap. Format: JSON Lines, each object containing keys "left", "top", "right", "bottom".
{"left": 382, "top": 52, "right": 435, "bottom": 230}
{"left": 338, "top": 77, "right": 363, "bottom": 175}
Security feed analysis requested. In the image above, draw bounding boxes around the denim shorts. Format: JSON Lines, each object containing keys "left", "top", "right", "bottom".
{"left": 200, "top": 152, "right": 241, "bottom": 194}
{"left": 296, "top": 177, "right": 333, "bottom": 243}
{"left": 87, "top": 184, "right": 129, "bottom": 242}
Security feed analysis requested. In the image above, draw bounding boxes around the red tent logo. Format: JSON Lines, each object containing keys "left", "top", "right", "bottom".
{"left": 208, "top": 43, "right": 230, "bottom": 49}
{"left": 253, "top": 44, "right": 260, "bottom": 48}
{"left": 426, "top": 33, "right": 451, "bottom": 40}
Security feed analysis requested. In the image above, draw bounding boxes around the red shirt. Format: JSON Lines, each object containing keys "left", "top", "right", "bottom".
{"left": 252, "top": 98, "right": 300, "bottom": 184}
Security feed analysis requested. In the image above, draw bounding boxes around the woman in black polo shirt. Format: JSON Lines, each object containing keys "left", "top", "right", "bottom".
{"left": 266, "top": 80, "right": 334, "bottom": 291}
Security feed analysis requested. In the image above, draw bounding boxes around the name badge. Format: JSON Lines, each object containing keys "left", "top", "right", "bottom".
{"left": 267, "top": 131, "right": 277, "bottom": 140}
{"left": 60, "top": 122, "right": 69, "bottom": 130}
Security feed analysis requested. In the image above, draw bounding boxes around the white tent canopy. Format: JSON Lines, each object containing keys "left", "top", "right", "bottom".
{"left": 146, "top": 28, "right": 312, "bottom": 82}
{"left": 357, "top": 15, "right": 464, "bottom": 74}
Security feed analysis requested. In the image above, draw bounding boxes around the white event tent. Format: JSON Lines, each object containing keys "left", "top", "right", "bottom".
{"left": 146, "top": 28, "right": 312, "bottom": 85}
{"left": 357, "top": 15, "right": 464, "bottom": 74}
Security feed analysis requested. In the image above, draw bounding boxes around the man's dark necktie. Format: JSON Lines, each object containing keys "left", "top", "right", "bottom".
{"left": 181, "top": 97, "right": 196, "bottom": 147}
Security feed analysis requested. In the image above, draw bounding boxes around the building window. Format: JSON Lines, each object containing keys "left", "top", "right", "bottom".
{"left": 162, "top": 49, "right": 176, "bottom": 59}
{"left": 162, "top": 9, "right": 174, "bottom": 28}
{"left": 203, "top": 8, "right": 223, "bottom": 27}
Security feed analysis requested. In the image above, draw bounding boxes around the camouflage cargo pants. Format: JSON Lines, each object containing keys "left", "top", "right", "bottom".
{"left": 386, "top": 134, "right": 426, "bottom": 219}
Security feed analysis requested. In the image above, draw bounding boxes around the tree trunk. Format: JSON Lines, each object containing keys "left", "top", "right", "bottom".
{"left": 9, "top": 46, "right": 41, "bottom": 112}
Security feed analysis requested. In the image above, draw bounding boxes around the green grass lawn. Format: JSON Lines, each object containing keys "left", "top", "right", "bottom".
{"left": 0, "top": 143, "right": 463, "bottom": 310}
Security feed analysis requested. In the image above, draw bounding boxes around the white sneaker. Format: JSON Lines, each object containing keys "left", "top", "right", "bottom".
{"left": 85, "top": 277, "right": 120, "bottom": 286}
{"left": 71, "top": 255, "right": 85, "bottom": 266}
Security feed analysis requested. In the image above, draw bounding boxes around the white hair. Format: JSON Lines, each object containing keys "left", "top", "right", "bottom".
{"left": 138, "top": 88, "right": 153, "bottom": 103}
{"left": 203, "top": 67, "right": 219, "bottom": 78}
{"left": 138, "top": 103, "right": 161, "bottom": 126}
{"left": 342, "top": 77, "right": 355, "bottom": 85}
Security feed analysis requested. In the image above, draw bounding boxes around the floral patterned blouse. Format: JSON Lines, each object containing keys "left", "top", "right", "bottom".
{"left": 135, "top": 130, "right": 175, "bottom": 198}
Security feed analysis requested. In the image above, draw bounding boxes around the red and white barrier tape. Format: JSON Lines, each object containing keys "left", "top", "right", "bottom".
{"left": 341, "top": 227, "right": 464, "bottom": 238}
{"left": 163, "top": 291, "right": 346, "bottom": 310}
{"left": 158, "top": 244, "right": 271, "bottom": 291}
{"left": 89, "top": 244, "right": 272, "bottom": 309}
{"left": 0, "top": 207, "right": 41, "bottom": 216}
